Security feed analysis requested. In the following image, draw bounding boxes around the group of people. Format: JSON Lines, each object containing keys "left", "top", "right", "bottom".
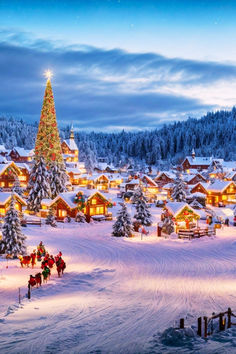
{"left": 27, "top": 242, "right": 66, "bottom": 291}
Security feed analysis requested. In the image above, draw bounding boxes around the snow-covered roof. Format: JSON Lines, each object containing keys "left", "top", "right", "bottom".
{"left": 207, "top": 181, "right": 236, "bottom": 193}
{"left": 0, "top": 144, "right": 7, "bottom": 152}
{"left": 126, "top": 179, "right": 140, "bottom": 185}
{"left": 142, "top": 174, "right": 158, "bottom": 187}
{"left": 11, "top": 147, "right": 33, "bottom": 157}
{"left": 225, "top": 171, "right": 236, "bottom": 179}
{"left": 162, "top": 183, "right": 174, "bottom": 189}
{"left": 189, "top": 192, "right": 206, "bottom": 199}
{"left": 183, "top": 156, "right": 212, "bottom": 166}
{"left": 156, "top": 171, "right": 176, "bottom": 180}
{"left": 85, "top": 190, "right": 109, "bottom": 202}
{"left": 165, "top": 202, "right": 201, "bottom": 218}
{"left": 66, "top": 167, "right": 81, "bottom": 174}
{"left": 0, "top": 156, "right": 8, "bottom": 163}
{"left": 0, "top": 192, "right": 27, "bottom": 206}
{"left": 183, "top": 173, "right": 206, "bottom": 182}
{"left": 63, "top": 139, "right": 78, "bottom": 151}
{"left": 0, "top": 162, "right": 20, "bottom": 175}
{"left": 15, "top": 162, "right": 31, "bottom": 171}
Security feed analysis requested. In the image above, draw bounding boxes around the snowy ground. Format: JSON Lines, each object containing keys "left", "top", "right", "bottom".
{"left": 1, "top": 203, "right": 236, "bottom": 353}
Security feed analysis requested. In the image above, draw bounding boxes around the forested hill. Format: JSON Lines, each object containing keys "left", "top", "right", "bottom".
{"left": 1, "top": 107, "right": 236, "bottom": 166}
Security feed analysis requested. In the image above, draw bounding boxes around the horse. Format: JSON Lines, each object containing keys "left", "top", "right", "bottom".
{"left": 19, "top": 255, "right": 31, "bottom": 268}
{"left": 28, "top": 273, "right": 42, "bottom": 288}
{"left": 56, "top": 258, "right": 66, "bottom": 277}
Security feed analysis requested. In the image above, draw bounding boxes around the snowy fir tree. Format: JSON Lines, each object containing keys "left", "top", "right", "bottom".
{"left": 133, "top": 188, "right": 152, "bottom": 226}
{"left": 75, "top": 210, "right": 86, "bottom": 223}
{"left": 12, "top": 176, "right": 23, "bottom": 196}
{"left": 49, "top": 162, "right": 68, "bottom": 199}
{"left": 161, "top": 216, "right": 175, "bottom": 235}
{"left": 45, "top": 207, "right": 57, "bottom": 227}
{"left": 171, "top": 175, "right": 187, "bottom": 202}
{"left": 131, "top": 186, "right": 143, "bottom": 204}
{"left": 112, "top": 203, "right": 132, "bottom": 237}
{"left": 27, "top": 157, "right": 51, "bottom": 212}
{"left": 80, "top": 140, "right": 97, "bottom": 174}
{"left": 0, "top": 195, "right": 26, "bottom": 257}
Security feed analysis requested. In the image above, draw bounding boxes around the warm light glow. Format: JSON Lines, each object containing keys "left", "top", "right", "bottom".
{"left": 44, "top": 69, "right": 53, "bottom": 80}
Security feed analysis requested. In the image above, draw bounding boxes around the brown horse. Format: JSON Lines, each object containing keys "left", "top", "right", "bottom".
{"left": 19, "top": 255, "right": 31, "bottom": 268}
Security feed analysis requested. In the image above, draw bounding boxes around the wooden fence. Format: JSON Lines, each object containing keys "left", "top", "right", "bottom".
{"left": 178, "top": 307, "right": 236, "bottom": 337}
{"left": 178, "top": 227, "right": 216, "bottom": 240}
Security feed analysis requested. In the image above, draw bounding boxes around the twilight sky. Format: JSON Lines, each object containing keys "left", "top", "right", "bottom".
{"left": 1, "top": 0, "right": 236, "bottom": 131}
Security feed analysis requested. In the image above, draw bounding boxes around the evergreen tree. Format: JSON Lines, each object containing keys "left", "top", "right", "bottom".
{"left": 27, "top": 158, "right": 51, "bottom": 212}
{"left": 0, "top": 195, "right": 26, "bottom": 257}
{"left": 162, "top": 215, "right": 175, "bottom": 235}
{"left": 49, "top": 162, "right": 68, "bottom": 199}
{"left": 45, "top": 207, "right": 57, "bottom": 227}
{"left": 171, "top": 175, "right": 187, "bottom": 202}
{"left": 112, "top": 203, "right": 132, "bottom": 237}
{"left": 75, "top": 210, "right": 86, "bottom": 223}
{"left": 133, "top": 188, "right": 152, "bottom": 226}
{"left": 12, "top": 176, "right": 23, "bottom": 196}
{"left": 131, "top": 186, "right": 143, "bottom": 204}
{"left": 35, "top": 77, "right": 63, "bottom": 164}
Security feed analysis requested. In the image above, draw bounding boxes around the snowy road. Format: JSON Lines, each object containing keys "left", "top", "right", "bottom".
{"left": 1, "top": 221, "right": 236, "bottom": 353}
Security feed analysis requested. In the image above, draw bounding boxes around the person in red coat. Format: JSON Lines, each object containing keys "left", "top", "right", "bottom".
{"left": 30, "top": 250, "right": 36, "bottom": 268}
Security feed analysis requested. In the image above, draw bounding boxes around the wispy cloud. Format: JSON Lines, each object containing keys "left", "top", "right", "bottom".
{"left": 0, "top": 29, "right": 235, "bottom": 131}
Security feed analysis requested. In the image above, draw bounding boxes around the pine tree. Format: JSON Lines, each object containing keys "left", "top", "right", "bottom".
{"left": 45, "top": 207, "right": 57, "bottom": 227}
{"left": 27, "top": 158, "right": 51, "bottom": 212}
{"left": 49, "top": 162, "right": 68, "bottom": 199}
{"left": 75, "top": 210, "right": 86, "bottom": 223}
{"left": 171, "top": 175, "right": 187, "bottom": 202}
{"left": 133, "top": 188, "right": 152, "bottom": 226}
{"left": 131, "top": 186, "right": 143, "bottom": 204}
{"left": 0, "top": 195, "right": 26, "bottom": 257}
{"left": 161, "top": 215, "right": 175, "bottom": 235}
{"left": 35, "top": 78, "right": 63, "bottom": 165}
{"left": 112, "top": 203, "right": 132, "bottom": 237}
{"left": 13, "top": 176, "right": 23, "bottom": 196}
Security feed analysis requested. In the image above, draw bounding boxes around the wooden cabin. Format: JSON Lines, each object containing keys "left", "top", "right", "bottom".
{"left": 163, "top": 202, "right": 200, "bottom": 231}
{"left": 40, "top": 190, "right": 111, "bottom": 222}
{"left": 9, "top": 147, "right": 33, "bottom": 163}
{"left": 184, "top": 173, "right": 207, "bottom": 185}
{"left": 94, "top": 174, "right": 109, "bottom": 191}
{"left": 0, "top": 162, "right": 22, "bottom": 190}
{"left": 206, "top": 181, "right": 236, "bottom": 206}
{"left": 15, "top": 163, "right": 30, "bottom": 187}
{"left": 190, "top": 182, "right": 209, "bottom": 196}
{"left": 141, "top": 175, "right": 159, "bottom": 201}
{"left": 155, "top": 172, "right": 175, "bottom": 187}
{"left": 0, "top": 192, "right": 27, "bottom": 217}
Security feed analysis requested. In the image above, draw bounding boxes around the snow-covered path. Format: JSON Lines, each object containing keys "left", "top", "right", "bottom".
{"left": 1, "top": 221, "right": 236, "bottom": 353}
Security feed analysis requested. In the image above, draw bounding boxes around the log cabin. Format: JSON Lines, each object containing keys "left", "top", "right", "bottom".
{"left": 0, "top": 192, "right": 27, "bottom": 217}
{"left": 184, "top": 173, "right": 207, "bottom": 185}
{"left": 206, "top": 181, "right": 236, "bottom": 206}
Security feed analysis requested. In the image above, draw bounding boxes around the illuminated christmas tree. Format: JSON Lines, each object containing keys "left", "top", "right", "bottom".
{"left": 35, "top": 72, "right": 63, "bottom": 165}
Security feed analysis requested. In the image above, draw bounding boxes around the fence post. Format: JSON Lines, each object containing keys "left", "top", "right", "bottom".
{"left": 219, "top": 313, "right": 224, "bottom": 331}
{"left": 204, "top": 316, "right": 208, "bottom": 338}
{"left": 27, "top": 283, "right": 31, "bottom": 299}
{"left": 227, "top": 308, "right": 232, "bottom": 329}
{"left": 18, "top": 288, "right": 21, "bottom": 304}
{"left": 180, "top": 318, "right": 184, "bottom": 329}
{"left": 197, "top": 317, "right": 202, "bottom": 336}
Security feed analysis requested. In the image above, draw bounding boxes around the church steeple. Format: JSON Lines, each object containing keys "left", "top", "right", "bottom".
{"left": 70, "top": 124, "right": 74, "bottom": 140}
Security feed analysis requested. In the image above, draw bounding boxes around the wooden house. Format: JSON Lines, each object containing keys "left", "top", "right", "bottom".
{"left": 15, "top": 163, "right": 30, "bottom": 187}
{"left": 184, "top": 173, "right": 207, "bottom": 185}
{"left": 190, "top": 182, "right": 209, "bottom": 196}
{"left": 224, "top": 171, "right": 236, "bottom": 182}
{"left": 141, "top": 175, "right": 159, "bottom": 201}
{"left": 94, "top": 174, "right": 110, "bottom": 191}
{"left": 206, "top": 181, "right": 236, "bottom": 206}
{"left": 155, "top": 171, "right": 175, "bottom": 187}
{"left": 0, "top": 162, "right": 22, "bottom": 189}
{"left": 125, "top": 178, "right": 140, "bottom": 191}
{"left": 163, "top": 202, "right": 200, "bottom": 231}
{"left": 40, "top": 190, "right": 111, "bottom": 222}
{"left": 0, "top": 145, "right": 8, "bottom": 157}
{"left": 9, "top": 147, "right": 33, "bottom": 163}
{"left": 0, "top": 192, "right": 27, "bottom": 217}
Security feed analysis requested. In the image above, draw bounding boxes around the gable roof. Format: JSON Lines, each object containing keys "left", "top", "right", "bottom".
{"left": 0, "top": 192, "right": 27, "bottom": 206}
{"left": 142, "top": 174, "right": 158, "bottom": 187}
{"left": 155, "top": 171, "right": 176, "bottom": 180}
{"left": 11, "top": 147, "right": 33, "bottom": 157}
{"left": 207, "top": 180, "right": 236, "bottom": 193}
{"left": 183, "top": 156, "right": 212, "bottom": 167}
{"left": 63, "top": 139, "right": 78, "bottom": 151}
{"left": 165, "top": 201, "right": 201, "bottom": 218}
{"left": 0, "top": 161, "right": 21, "bottom": 175}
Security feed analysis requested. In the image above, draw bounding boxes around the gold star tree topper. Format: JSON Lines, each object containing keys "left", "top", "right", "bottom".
{"left": 44, "top": 69, "right": 53, "bottom": 80}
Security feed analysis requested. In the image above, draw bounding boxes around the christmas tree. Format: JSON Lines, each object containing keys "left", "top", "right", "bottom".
{"left": 161, "top": 215, "right": 174, "bottom": 235}
{"left": 49, "top": 162, "right": 68, "bottom": 199}
{"left": 0, "top": 195, "right": 26, "bottom": 257}
{"left": 171, "top": 175, "right": 187, "bottom": 202}
{"left": 133, "top": 188, "right": 152, "bottom": 226}
{"left": 27, "top": 158, "right": 51, "bottom": 212}
{"left": 13, "top": 176, "right": 23, "bottom": 196}
{"left": 112, "top": 203, "right": 132, "bottom": 237}
{"left": 35, "top": 75, "right": 63, "bottom": 165}
{"left": 46, "top": 207, "right": 57, "bottom": 227}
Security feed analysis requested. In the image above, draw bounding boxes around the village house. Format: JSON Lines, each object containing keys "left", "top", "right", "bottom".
{"left": 0, "top": 162, "right": 22, "bottom": 189}
{"left": 155, "top": 171, "right": 176, "bottom": 187}
{"left": 0, "top": 192, "right": 27, "bottom": 217}
{"left": 181, "top": 150, "right": 213, "bottom": 172}
{"left": 206, "top": 181, "right": 236, "bottom": 206}
{"left": 9, "top": 147, "right": 33, "bottom": 163}
{"left": 141, "top": 175, "right": 159, "bottom": 201}
{"left": 0, "top": 145, "right": 8, "bottom": 157}
{"left": 61, "top": 127, "right": 79, "bottom": 163}
{"left": 183, "top": 173, "right": 207, "bottom": 185}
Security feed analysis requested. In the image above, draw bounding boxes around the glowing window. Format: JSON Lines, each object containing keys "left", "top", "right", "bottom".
{"left": 91, "top": 199, "right": 97, "bottom": 205}
{"left": 58, "top": 209, "right": 67, "bottom": 217}
{"left": 0, "top": 208, "right": 5, "bottom": 215}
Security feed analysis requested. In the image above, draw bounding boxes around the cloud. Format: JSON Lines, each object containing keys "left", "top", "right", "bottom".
{"left": 0, "top": 29, "right": 235, "bottom": 131}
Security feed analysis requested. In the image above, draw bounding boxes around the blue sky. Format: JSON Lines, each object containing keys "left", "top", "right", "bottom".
{"left": 0, "top": 0, "right": 236, "bottom": 131}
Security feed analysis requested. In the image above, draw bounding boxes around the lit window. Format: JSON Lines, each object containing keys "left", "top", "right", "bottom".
{"left": 222, "top": 195, "right": 227, "bottom": 201}
{"left": 14, "top": 203, "right": 20, "bottom": 210}
{"left": 18, "top": 176, "right": 26, "bottom": 181}
{"left": 0, "top": 182, "right": 5, "bottom": 187}
{"left": 91, "top": 199, "right": 97, "bottom": 205}
{"left": 58, "top": 209, "right": 67, "bottom": 217}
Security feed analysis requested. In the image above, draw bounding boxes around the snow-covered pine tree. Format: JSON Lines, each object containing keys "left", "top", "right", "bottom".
{"left": 75, "top": 210, "right": 86, "bottom": 223}
{"left": 133, "top": 188, "right": 152, "bottom": 226}
{"left": 49, "top": 162, "right": 68, "bottom": 199}
{"left": 161, "top": 215, "right": 174, "bottom": 235}
{"left": 131, "top": 186, "right": 143, "bottom": 204}
{"left": 171, "top": 175, "right": 187, "bottom": 202}
{"left": 13, "top": 176, "right": 23, "bottom": 196}
{"left": 0, "top": 195, "right": 26, "bottom": 257}
{"left": 112, "top": 203, "right": 132, "bottom": 237}
{"left": 45, "top": 207, "right": 57, "bottom": 227}
{"left": 27, "top": 157, "right": 51, "bottom": 212}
